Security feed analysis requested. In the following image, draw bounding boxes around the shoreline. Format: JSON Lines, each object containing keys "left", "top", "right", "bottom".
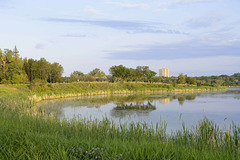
{"left": 31, "top": 87, "right": 227, "bottom": 103}
{"left": 0, "top": 84, "right": 238, "bottom": 159}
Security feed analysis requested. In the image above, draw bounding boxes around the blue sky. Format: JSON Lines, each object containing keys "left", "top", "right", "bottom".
{"left": 0, "top": 0, "right": 240, "bottom": 76}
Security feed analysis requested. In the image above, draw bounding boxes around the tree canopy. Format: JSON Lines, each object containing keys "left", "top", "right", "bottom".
{"left": 109, "top": 65, "right": 156, "bottom": 82}
{"left": 0, "top": 46, "right": 63, "bottom": 84}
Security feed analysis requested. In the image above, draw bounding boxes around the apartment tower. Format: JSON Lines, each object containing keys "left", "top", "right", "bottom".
{"left": 159, "top": 68, "right": 169, "bottom": 77}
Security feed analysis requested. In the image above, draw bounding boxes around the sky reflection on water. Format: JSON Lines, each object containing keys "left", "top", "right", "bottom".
{"left": 38, "top": 88, "right": 240, "bottom": 133}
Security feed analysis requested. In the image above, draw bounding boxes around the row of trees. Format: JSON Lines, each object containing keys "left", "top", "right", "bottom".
{"left": 1, "top": 46, "right": 239, "bottom": 86}
{"left": 150, "top": 73, "right": 240, "bottom": 86}
{"left": 68, "top": 66, "right": 198, "bottom": 84}
{"left": 69, "top": 65, "right": 157, "bottom": 83}
{"left": 68, "top": 68, "right": 108, "bottom": 82}
{"left": 109, "top": 65, "right": 157, "bottom": 82}
{"left": 0, "top": 47, "right": 63, "bottom": 84}
{"left": 23, "top": 58, "right": 63, "bottom": 83}
{"left": 196, "top": 73, "right": 240, "bottom": 86}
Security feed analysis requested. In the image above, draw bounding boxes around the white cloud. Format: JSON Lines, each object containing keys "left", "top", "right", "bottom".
{"left": 84, "top": 5, "right": 102, "bottom": 15}
{"left": 108, "top": 2, "right": 150, "bottom": 9}
{"left": 158, "top": 0, "right": 216, "bottom": 7}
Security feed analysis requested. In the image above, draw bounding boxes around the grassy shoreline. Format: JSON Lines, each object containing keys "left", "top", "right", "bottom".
{"left": 19, "top": 82, "right": 227, "bottom": 102}
{"left": 1, "top": 83, "right": 238, "bottom": 160}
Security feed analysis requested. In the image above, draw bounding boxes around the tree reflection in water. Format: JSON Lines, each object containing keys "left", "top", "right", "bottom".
{"left": 38, "top": 92, "right": 200, "bottom": 118}
{"left": 114, "top": 101, "right": 156, "bottom": 110}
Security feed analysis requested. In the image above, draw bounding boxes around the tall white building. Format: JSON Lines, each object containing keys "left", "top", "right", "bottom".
{"left": 159, "top": 68, "right": 169, "bottom": 77}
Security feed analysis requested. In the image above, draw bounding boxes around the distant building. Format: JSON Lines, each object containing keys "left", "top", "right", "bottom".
{"left": 159, "top": 68, "right": 169, "bottom": 77}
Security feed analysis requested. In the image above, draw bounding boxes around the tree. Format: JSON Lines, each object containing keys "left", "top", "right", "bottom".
{"left": 70, "top": 71, "right": 84, "bottom": 82}
{"left": 11, "top": 73, "right": 28, "bottom": 84}
{"left": 37, "top": 58, "right": 50, "bottom": 81}
{"left": 89, "top": 68, "right": 105, "bottom": 78}
{"left": 0, "top": 49, "right": 5, "bottom": 81}
{"left": 0, "top": 47, "right": 25, "bottom": 83}
{"left": 135, "top": 66, "right": 145, "bottom": 81}
{"left": 48, "top": 62, "right": 63, "bottom": 83}
{"left": 88, "top": 68, "right": 107, "bottom": 81}
{"left": 0, "top": 47, "right": 64, "bottom": 84}
{"left": 83, "top": 74, "right": 95, "bottom": 82}
{"left": 186, "top": 77, "right": 196, "bottom": 85}
{"left": 109, "top": 65, "right": 129, "bottom": 82}
{"left": 177, "top": 73, "right": 186, "bottom": 84}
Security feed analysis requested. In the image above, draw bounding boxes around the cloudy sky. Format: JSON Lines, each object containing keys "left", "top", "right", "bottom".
{"left": 0, "top": 0, "right": 240, "bottom": 76}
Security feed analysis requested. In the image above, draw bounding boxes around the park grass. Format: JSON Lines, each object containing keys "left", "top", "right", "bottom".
{"left": 0, "top": 84, "right": 237, "bottom": 160}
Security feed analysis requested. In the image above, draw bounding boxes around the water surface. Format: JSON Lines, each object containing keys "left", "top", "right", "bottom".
{"left": 38, "top": 87, "right": 240, "bottom": 133}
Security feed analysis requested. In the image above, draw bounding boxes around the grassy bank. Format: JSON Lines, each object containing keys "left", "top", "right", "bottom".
{"left": 1, "top": 84, "right": 237, "bottom": 160}
{"left": 14, "top": 82, "right": 227, "bottom": 102}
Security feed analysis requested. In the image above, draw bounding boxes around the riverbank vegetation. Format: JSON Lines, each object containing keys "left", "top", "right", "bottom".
{"left": 20, "top": 81, "right": 226, "bottom": 102}
{"left": 0, "top": 86, "right": 239, "bottom": 159}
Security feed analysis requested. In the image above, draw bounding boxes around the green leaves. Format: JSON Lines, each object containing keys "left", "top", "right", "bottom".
{"left": 109, "top": 65, "right": 156, "bottom": 82}
{"left": 177, "top": 73, "right": 186, "bottom": 84}
{"left": 0, "top": 47, "right": 64, "bottom": 84}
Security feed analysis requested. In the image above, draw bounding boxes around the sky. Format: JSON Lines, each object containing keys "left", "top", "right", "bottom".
{"left": 0, "top": 0, "right": 240, "bottom": 76}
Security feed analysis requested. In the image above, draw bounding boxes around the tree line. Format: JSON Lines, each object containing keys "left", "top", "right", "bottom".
{"left": 1, "top": 47, "right": 239, "bottom": 86}
{"left": 67, "top": 65, "right": 157, "bottom": 83}
{"left": 0, "top": 46, "right": 63, "bottom": 84}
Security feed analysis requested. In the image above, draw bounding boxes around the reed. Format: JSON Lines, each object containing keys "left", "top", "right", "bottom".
{"left": 1, "top": 85, "right": 236, "bottom": 160}
{"left": 15, "top": 82, "right": 227, "bottom": 102}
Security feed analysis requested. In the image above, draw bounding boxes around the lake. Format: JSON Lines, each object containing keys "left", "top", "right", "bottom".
{"left": 38, "top": 87, "right": 240, "bottom": 133}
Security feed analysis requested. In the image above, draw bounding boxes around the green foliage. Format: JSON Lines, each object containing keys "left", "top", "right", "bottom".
{"left": 69, "top": 71, "right": 84, "bottom": 82}
{"left": 186, "top": 77, "right": 196, "bottom": 85}
{"left": 0, "top": 47, "right": 24, "bottom": 84}
{"left": 177, "top": 73, "right": 186, "bottom": 84}
{"left": 109, "top": 65, "right": 156, "bottom": 82}
{"left": 89, "top": 68, "right": 106, "bottom": 78}
{"left": 0, "top": 85, "right": 232, "bottom": 159}
{"left": 48, "top": 62, "right": 64, "bottom": 83}
{"left": 0, "top": 47, "right": 63, "bottom": 84}
{"left": 69, "top": 71, "right": 105, "bottom": 82}
{"left": 30, "top": 79, "right": 48, "bottom": 92}
{"left": 195, "top": 73, "right": 240, "bottom": 86}
{"left": 11, "top": 73, "right": 28, "bottom": 84}
{"left": 109, "top": 65, "right": 129, "bottom": 82}
{"left": 0, "top": 88, "right": 239, "bottom": 159}
{"left": 0, "top": 78, "right": 10, "bottom": 84}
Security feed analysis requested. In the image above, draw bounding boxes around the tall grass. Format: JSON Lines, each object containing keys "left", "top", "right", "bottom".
{"left": 0, "top": 108, "right": 239, "bottom": 159}
{"left": 1, "top": 85, "right": 237, "bottom": 160}
{"left": 15, "top": 82, "right": 227, "bottom": 102}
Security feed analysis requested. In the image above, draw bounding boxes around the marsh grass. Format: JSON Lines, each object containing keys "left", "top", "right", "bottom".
{"left": 0, "top": 106, "right": 239, "bottom": 159}
{"left": 15, "top": 82, "right": 227, "bottom": 102}
{"left": 1, "top": 85, "right": 236, "bottom": 160}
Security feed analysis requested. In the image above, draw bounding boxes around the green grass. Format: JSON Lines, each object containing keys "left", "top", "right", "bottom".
{"left": 14, "top": 82, "right": 227, "bottom": 102}
{"left": 0, "top": 84, "right": 237, "bottom": 160}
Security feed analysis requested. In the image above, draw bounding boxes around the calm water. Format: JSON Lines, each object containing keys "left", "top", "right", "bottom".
{"left": 38, "top": 87, "right": 240, "bottom": 133}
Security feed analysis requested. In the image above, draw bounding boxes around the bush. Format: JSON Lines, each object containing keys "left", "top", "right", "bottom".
{"left": 30, "top": 79, "right": 48, "bottom": 92}
{"left": 0, "top": 78, "right": 11, "bottom": 84}
{"left": 11, "top": 73, "right": 28, "bottom": 84}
